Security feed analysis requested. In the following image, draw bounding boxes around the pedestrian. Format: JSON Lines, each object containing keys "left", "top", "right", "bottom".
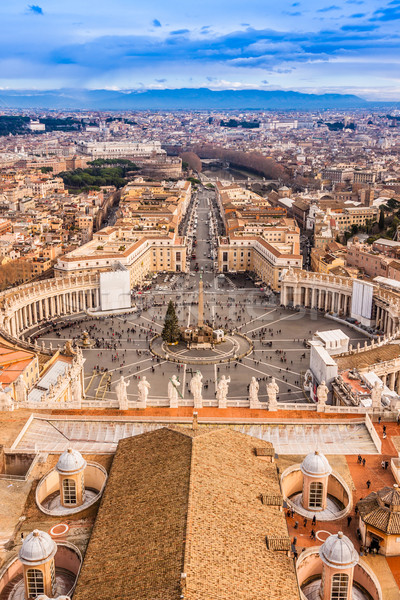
{"left": 303, "top": 517, "right": 307, "bottom": 527}
{"left": 310, "top": 529, "right": 316, "bottom": 540}
{"left": 312, "top": 515, "right": 316, "bottom": 526}
{"left": 357, "top": 455, "right": 362, "bottom": 464}
{"left": 383, "top": 432, "right": 387, "bottom": 439}
{"left": 378, "top": 416, "right": 381, "bottom": 424}
{"left": 381, "top": 460, "right": 385, "bottom": 469}
{"left": 383, "top": 425, "right": 387, "bottom": 434}
{"left": 366, "top": 480, "right": 371, "bottom": 489}
{"left": 362, "top": 458, "right": 366, "bottom": 467}
{"left": 294, "top": 521, "right": 298, "bottom": 530}
{"left": 385, "top": 460, "right": 389, "bottom": 469}
{"left": 347, "top": 515, "right": 352, "bottom": 527}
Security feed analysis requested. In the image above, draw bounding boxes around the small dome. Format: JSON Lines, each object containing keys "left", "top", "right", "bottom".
{"left": 319, "top": 532, "right": 358, "bottom": 569}
{"left": 378, "top": 484, "right": 400, "bottom": 508}
{"left": 301, "top": 450, "right": 332, "bottom": 478}
{"left": 56, "top": 448, "right": 86, "bottom": 475}
{"left": 19, "top": 530, "right": 57, "bottom": 566}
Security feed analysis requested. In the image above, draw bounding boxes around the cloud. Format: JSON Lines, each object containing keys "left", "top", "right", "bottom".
{"left": 155, "top": 78, "right": 166, "bottom": 82}
{"left": 170, "top": 29, "right": 190, "bottom": 35}
{"left": 152, "top": 19, "right": 162, "bottom": 27}
{"left": 349, "top": 12, "right": 366, "bottom": 17}
{"left": 373, "top": 1, "right": 400, "bottom": 21}
{"left": 341, "top": 23, "right": 377, "bottom": 31}
{"left": 27, "top": 4, "right": 43, "bottom": 15}
{"left": 317, "top": 5, "right": 340, "bottom": 12}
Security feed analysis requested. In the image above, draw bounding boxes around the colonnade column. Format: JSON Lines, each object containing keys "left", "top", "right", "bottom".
{"left": 389, "top": 371, "right": 396, "bottom": 391}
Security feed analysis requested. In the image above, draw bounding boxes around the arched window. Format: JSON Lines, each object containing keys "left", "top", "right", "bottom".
{"left": 26, "top": 568, "right": 44, "bottom": 597}
{"left": 63, "top": 478, "right": 77, "bottom": 505}
{"left": 331, "top": 573, "right": 349, "bottom": 600}
{"left": 309, "top": 481, "right": 323, "bottom": 509}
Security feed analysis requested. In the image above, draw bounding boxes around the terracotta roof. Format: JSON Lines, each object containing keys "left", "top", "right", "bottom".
{"left": 357, "top": 488, "right": 400, "bottom": 534}
{"left": 337, "top": 344, "right": 400, "bottom": 371}
{"left": 74, "top": 427, "right": 300, "bottom": 600}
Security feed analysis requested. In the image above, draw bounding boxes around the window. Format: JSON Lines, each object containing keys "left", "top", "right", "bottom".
{"left": 331, "top": 573, "right": 349, "bottom": 600}
{"left": 309, "top": 481, "right": 323, "bottom": 509}
{"left": 27, "top": 569, "right": 44, "bottom": 597}
{"left": 63, "top": 478, "right": 77, "bottom": 505}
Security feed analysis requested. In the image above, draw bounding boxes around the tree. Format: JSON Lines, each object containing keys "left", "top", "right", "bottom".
{"left": 379, "top": 208, "right": 385, "bottom": 230}
{"left": 161, "top": 300, "right": 181, "bottom": 344}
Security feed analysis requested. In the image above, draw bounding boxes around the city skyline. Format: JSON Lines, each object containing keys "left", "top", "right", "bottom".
{"left": 1, "top": 0, "right": 400, "bottom": 101}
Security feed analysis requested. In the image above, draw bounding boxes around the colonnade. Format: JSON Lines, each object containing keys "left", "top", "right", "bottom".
{"left": 0, "top": 274, "right": 100, "bottom": 339}
{"left": 282, "top": 284, "right": 352, "bottom": 315}
{"left": 280, "top": 270, "right": 400, "bottom": 338}
{"left": 375, "top": 303, "right": 398, "bottom": 336}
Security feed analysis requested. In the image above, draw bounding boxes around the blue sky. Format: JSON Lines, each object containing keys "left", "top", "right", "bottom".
{"left": 1, "top": 0, "right": 400, "bottom": 99}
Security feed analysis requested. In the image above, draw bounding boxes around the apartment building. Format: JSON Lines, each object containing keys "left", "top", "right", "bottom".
{"left": 55, "top": 227, "right": 187, "bottom": 286}
{"left": 217, "top": 234, "right": 302, "bottom": 290}
{"left": 327, "top": 206, "right": 379, "bottom": 231}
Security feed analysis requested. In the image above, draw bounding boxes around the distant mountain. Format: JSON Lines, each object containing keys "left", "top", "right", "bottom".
{"left": 0, "top": 87, "right": 395, "bottom": 110}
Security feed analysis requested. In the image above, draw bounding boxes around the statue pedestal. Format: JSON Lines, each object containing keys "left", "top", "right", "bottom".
{"left": 268, "top": 402, "right": 278, "bottom": 412}
{"left": 218, "top": 399, "right": 227, "bottom": 409}
{"left": 170, "top": 398, "right": 179, "bottom": 408}
{"left": 316, "top": 403, "right": 326, "bottom": 412}
{"left": 249, "top": 399, "right": 264, "bottom": 409}
{"left": 135, "top": 401, "right": 146, "bottom": 410}
{"left": 194, "top": 398, "right": 203, "bottom": 409}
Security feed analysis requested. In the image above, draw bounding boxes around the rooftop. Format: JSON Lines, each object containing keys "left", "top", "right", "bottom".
{"left": 73, "top": 427, "right": 300, "bottom": 600}
{"left": 336, "top": 344, "right": 400, "bottom": 371}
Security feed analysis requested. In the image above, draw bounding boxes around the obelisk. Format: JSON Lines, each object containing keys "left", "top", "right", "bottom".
{"left": 198, "top": 273, "right": 204, "bottom": 328}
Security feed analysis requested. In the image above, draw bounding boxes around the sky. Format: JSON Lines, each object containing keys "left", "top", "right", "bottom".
{"left": 0, "top": 0, "right": 400, "bottom": 99}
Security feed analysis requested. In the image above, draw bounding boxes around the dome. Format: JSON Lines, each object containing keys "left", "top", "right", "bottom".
{"left": 56, "top": 448, "right": 86, "bottom": 475}
{"left": 300, "top": 450, "right": 332, "bottom": 478}
{"left": 378, "top": 484, "right": 400, "bottom": 508}
{"left": 319, "top": 532, "right": 358, "bottom": 569}
{"left": 19, "top": 529, "right": 57, "bottom": 566}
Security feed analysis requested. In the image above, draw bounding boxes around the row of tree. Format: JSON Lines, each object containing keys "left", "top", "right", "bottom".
{"left": 189, "top": 144, "right": 286, "bottom": 180}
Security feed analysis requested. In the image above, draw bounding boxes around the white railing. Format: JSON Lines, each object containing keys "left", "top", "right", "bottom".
{"left": 365, "top": 413, "right": 382, "bottom": 453}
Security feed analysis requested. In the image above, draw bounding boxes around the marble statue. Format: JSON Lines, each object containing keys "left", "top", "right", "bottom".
{"left": 190, "top": 371, "right": 203, "bottom": 408}
{"left": 138, "top": 376, "right": 151, "bottom": 406}
{"left": 168, "top": 375, "right": 180, "bottom": 408}
{"left": 216, "top": 375, "right": 230, "bottom": 408}
{"left": 14, "top": 375, "right": 28, "bottom": 404}
{"left": 63, "top": 340, "right": 76, "bottom": 357}
{"left": 371, "top": 380, "right": 383, "bottom": 410}
{"left": 316, "top": 380, "right": 329, "bottom": 409}
{"left": 71, "top": 376, "right": 82, "bottom": 407}
{"left": 0, "top": 385, "right": 14, "bottom": 411}
{"left": 75, "top": 346, "right": 84, "bottom": 367}
{"left": 249, "top": 377, "right": 260, "bottom": 408}
{"left": 267, "top": 377, "right": 279, "bottom": 411}
{"left": 116, "top": 375, "right": 130, "bottom": 410}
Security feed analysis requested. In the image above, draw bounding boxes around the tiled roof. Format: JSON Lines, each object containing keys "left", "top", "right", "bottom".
{"left": 357, "top": 488, "right": 400, "bottom": 534}
{"left": 74, "top": 427, "right": 300, "bottom": 600}
{"left": 337, "top": 344, "right": 400, "bottom": 371}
